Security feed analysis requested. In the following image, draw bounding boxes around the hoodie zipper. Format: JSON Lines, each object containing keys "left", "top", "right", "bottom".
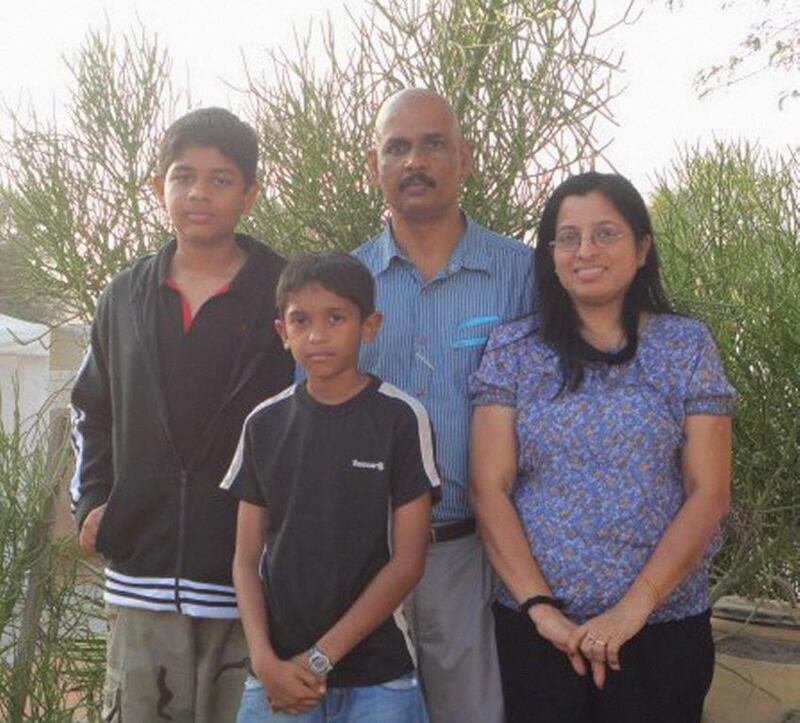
{"left": 130, "top": 293, "right": 191, "bottom": 613}
{"left": 174, "top": 468, "right": 188, "bottom": 611}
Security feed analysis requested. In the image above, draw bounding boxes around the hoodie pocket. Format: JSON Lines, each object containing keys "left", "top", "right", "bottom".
{"left": 95, "top": 475, "right": 177, "bottom": 564}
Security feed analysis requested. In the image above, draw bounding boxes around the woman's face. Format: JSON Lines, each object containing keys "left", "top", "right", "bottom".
{"left": 551, "top": 191, "right": 650, "bottom": 310}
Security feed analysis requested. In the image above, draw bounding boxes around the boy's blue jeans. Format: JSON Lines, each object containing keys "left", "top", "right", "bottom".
{"left": 236, "top": 672, "right": 428, "bottom": 722}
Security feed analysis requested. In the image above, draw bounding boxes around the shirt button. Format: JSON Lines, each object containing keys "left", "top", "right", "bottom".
{"left": 415, "top": 389, "right": 425, "bottom": 397}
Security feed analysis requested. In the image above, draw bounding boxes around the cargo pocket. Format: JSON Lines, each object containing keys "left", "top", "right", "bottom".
{"left": 101, "top": 667, "right": 125, "bottom": 723}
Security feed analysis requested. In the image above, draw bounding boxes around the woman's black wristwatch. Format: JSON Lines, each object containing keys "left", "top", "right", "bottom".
{"left": 519, "top": 595, "right": 564, "bottom": 614}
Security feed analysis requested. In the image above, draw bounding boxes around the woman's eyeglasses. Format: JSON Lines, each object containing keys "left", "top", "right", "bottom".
{"left": 549, "top": 224, "right": 626, "bottom": 252}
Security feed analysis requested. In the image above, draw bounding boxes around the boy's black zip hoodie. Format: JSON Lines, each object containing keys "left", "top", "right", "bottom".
{"left": 69, "top": 235, "right": 293, "bottom": 617}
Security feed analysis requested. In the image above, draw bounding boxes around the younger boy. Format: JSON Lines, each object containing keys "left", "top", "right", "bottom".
{"left": 70, "top": 108, "right": 294, "bottom": 722}
{"left": 222, "top": 252, "right": 439, "bottom": 722}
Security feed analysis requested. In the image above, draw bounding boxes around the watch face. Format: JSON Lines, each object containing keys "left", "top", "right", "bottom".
{"left": 308, "top": 649, "right": 332, "bottom": 675}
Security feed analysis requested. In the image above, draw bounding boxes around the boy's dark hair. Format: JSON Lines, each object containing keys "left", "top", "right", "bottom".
{"left": 277, "top": 252, "right": 376, "bottom": 320}
{"left": 534, "top": 171, "right": 673, "bottom": 394}
{"left": 157, "top": 107, "right": 259, "bottom": 187}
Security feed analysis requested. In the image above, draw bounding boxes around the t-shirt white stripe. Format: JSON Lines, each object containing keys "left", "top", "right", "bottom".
{"left": 220, "top": 384, "right": 296, "bottom": 490}
{"left": 377, "top": 381, "right": 441, "bottom": 491}
{"left": 393, "top": 603, "right": 417, "bottom": 667}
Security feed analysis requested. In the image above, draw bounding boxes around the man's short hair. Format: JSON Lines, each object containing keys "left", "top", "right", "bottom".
{"left": 277, "top": 252, "right": 376, "bottom": 320}
{"left": 157, "top": 108, "right": 259, "bottom": 187}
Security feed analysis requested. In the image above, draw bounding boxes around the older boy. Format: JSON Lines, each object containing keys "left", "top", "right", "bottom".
{"left": 224, "top": 252, "right": 439, "bottom": 722}
{"left": 70, "top": 108, "right": 293, "bottom": 723}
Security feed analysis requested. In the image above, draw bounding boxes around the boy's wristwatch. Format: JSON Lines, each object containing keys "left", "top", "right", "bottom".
{"left": 307, "top": 645, "right": 333, "bottom": 676}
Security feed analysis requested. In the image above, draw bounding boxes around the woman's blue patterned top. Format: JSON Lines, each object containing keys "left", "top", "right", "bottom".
{"left": 470, "top": 313, "right": 736, "bottom": 623}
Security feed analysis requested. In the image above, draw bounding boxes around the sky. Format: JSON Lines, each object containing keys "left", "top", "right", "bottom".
{"left": 0, "top": 0, "right": 797, "bottom": 197}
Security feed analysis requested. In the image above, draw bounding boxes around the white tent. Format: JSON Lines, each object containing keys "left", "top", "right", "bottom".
{"left": 0, "top": 313, "right": 50, "bottom": 434}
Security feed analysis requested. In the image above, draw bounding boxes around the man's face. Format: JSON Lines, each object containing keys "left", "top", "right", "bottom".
{"left": 368, "top": 96, "right": 471, "bottom": 223}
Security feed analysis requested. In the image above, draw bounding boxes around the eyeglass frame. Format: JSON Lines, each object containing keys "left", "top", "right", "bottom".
{"left": 548, "top": 223, "right": 628, "bottom": 252}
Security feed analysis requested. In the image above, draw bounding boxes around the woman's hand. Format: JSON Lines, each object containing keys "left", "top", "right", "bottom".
{"left": 567, "top": 586, "right": 653, "bottom": 689}
{"left": 529, "top": 605, "right": 587, "bottom": 677}
{"left": 251, "top": 650, "right": 325, "bottom": 715}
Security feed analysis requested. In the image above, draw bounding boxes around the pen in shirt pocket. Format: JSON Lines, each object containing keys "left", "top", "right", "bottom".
{"left": 452, "top": 315, "right": 500, "bottom": 349}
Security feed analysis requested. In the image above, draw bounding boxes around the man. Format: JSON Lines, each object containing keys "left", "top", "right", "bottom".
{"left": 353, "top": 88, "right": 534, "bottom": 723}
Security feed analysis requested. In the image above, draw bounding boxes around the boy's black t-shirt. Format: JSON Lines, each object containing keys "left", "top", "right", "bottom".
{"left": 222, "top": 375, "right": 440, "bottom": 687}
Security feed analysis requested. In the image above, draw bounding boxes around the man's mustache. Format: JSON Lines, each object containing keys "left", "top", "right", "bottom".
{"left": 399, "top": 172, "right": 436, "bottom": 191}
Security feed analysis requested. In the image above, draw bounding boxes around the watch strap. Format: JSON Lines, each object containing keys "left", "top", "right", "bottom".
{"left": 519, "top": 595, "right": 564, "bottom": 614}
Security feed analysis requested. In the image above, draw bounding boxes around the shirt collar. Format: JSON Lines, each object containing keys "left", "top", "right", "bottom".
{"left": 374, "top": 212, "right": 494, "bottom": 276}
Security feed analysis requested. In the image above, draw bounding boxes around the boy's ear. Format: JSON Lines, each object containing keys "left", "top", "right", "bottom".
{"left": 274, "top": 318, "right": 290, "bottom": 350}
{"left": 151, "top": 176, "right": 166, "bottom": 204}
{"left": 361, "top": 311, "right": 383, "bottom": 344}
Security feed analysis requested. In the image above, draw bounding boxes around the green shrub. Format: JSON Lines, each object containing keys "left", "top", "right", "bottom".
{"left": 0, "top": 412, "right": 105, "bottom": 722}
{"left": 652, "top": 141, "right": 800, "bottom": 603}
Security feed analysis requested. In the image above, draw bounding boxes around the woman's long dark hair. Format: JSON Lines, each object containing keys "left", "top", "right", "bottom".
{"left": 534, "top": 172, "right": 672, "bottom": 394}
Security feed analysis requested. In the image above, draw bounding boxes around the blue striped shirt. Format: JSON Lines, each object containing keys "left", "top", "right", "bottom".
{"left": 354, "top": 215, "right": 534, "bottom": 521}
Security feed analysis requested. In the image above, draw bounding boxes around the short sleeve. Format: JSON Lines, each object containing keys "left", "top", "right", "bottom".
{"left": 220, "top": 420, "right": 267, "bottom": 506}
{"left": 684, "top": 325, "right": 736, "bottom": 417}
{"left": 469, "top": 329, "right": 519, "bottom": 408}
{"left": 390, "top": 401, "right": 441, "bottom": 508}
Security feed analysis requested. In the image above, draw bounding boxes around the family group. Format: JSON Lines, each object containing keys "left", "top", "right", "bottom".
{"left": 70, "top": 89, "right": 734, "bottom": 723}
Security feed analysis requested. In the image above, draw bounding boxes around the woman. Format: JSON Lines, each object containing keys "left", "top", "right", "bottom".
{"left": 469, "top": 172, "right": 734, "bottom": 723}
